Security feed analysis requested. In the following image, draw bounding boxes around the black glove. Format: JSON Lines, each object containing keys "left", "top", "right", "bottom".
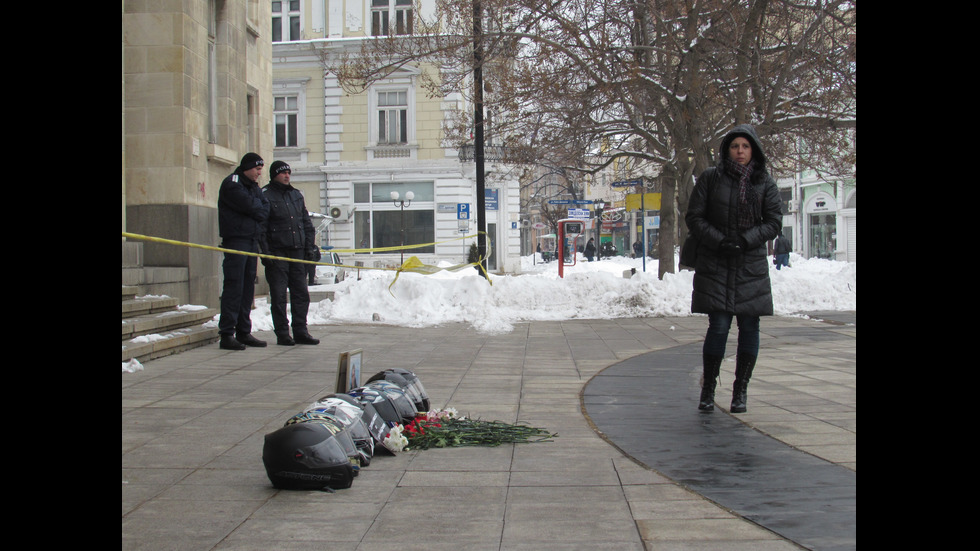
{"left": 305, "top": 249, "right": 318, "bottom": 261}
{"left": 261, "top": 257, "right": 274, "bottom": 268}
{"left": 718, "top": 238, "right": 742, "bottom": 256}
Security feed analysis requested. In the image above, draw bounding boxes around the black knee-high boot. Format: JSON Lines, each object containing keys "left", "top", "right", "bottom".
{"left": 699, "top": 354, "right": 723, "bottom": 411}
{"left": 730, "top": 353, "right": 757, "bottom": 413}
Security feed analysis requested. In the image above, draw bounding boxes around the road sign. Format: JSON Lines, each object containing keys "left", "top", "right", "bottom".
{"left": 457, "top": 203, "right": 470, "bottom": 220}
{"left": 568, "top": 208, "right": 590, "bottom": 219}
{"left": 611, "top": 178, "right": 643, "bottom": 187}
{"left": 548, "top": 200, "right": 571, "bottom": 205}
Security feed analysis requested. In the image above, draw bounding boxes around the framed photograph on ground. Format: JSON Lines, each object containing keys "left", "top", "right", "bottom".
{"left": 335, "top": 349, "right": 363, "bottom": 393}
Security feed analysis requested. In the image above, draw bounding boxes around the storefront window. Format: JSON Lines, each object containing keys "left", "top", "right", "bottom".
{"left": 808, "top": 213, "right": 836, "bottom": 260}
{"left": 353, "top": 182, "right": 434, "bottom": 254}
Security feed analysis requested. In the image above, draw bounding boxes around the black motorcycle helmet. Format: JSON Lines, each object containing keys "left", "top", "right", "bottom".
{"left": 350, "top": 381, "right": 415, "bottom": 430}
{"left": 365, "top": 380, "right": 418, "bottom": 424}
{"left": 306, "top": 397, "right": 375, "bottom": 466}
{"left": 262, "top": 422, "right": 355, "bottom": 491}
{"left": 285, "top": 412, "right": 363, "bottom": 473}
{"left": 326, "top": 392, "right": 390, "bottom": 445}
{"left": 366, "top": 369, "right": 431, "bottom": 412}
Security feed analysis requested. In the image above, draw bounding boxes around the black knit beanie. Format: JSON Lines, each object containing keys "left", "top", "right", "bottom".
{"left": 237, "top": 152, "right": 264, "bottom": 173}
{"left": 269, "top": 160, "right": 291, "bottom": 178}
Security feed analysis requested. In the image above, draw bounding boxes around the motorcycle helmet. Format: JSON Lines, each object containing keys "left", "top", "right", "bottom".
{"left": 305, "top": 397, "right": 375, "bottom": 465}
{"left": 326, "top": 392, "right": 390, "bottom": 446}
{"left": 365, "top": 380, "right": 418, "bottom": 424}
{"left": 262, "top": 422, "right": 355, "bottom": 491}
{"left": 366, "top": 369, "right": 431, "bottom": 412}
{"left": 349, "top": 385, "right": 411, "bottom": 427}
{"left": 285, "top": 412, "right": 362, "bottom": 474}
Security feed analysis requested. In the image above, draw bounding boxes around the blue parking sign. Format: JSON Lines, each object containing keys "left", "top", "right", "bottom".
{"left": 458, "top": 203, "right": 470, "bottom": 220}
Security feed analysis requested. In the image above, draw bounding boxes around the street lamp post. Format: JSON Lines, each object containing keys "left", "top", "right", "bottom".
{"left": 391, "top": 191, "right": 414, "bottom": 264}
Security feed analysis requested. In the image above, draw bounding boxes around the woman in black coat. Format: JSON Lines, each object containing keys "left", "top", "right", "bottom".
{"left": 685, "top": 124, "right": 782, "bottom": 413}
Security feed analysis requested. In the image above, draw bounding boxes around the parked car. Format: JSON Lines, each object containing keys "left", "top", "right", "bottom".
{"left": 599, "top": 242, "right": 618, "bottom": 258}
{"left": 315, "top": 249, "right": 347, "bottom": 284}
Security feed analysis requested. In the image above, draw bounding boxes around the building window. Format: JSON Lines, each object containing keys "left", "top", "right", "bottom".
{"left": 377, "top": 90, "right": 408, "bottom": 144}
{"left": 353, "top": 182, "right": 434, "bottom": 254}
{"left": 272, "top": 0, "right": 301, "bottom": 42}
{"left": 274, "top": 95, "right": 299, "bottom": 147}
{"left": 372, "top": 0, "right": 413, "bottom": 36}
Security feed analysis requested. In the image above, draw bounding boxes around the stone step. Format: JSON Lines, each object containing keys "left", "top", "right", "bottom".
{"left": 122, "top": 324, "right": 219, "bottom": 363}
{"left": 122, "top": 306, "right": 217, "bottom": 341}
{"left": 122, "top": 296, "right": 219, "bottom": 363}
{"left": 122, "top": 295, "right": 180, "bottom": 318}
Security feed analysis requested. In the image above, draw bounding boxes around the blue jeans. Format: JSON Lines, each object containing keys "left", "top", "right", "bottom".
{"left": 775, "top": 253, "right": 790, "bottom": 270}
{"left": 703, "top": 312, "right": 760, "bottom": 358}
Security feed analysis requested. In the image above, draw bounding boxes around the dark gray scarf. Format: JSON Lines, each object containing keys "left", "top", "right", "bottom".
{"left": 724, "top": 157, "right": 761, "bottom": 229}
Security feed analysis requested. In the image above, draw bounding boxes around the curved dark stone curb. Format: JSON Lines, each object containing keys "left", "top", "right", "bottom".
{"left": 582, "top": 342, "right": 855, "bottom": 551}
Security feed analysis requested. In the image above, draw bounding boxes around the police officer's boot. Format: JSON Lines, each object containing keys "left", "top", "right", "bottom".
{"left": 293, "top": 328, "right": 320, "bottom": 345}
{"left": 220, "top": 334, "right": 245, "bottom": 351}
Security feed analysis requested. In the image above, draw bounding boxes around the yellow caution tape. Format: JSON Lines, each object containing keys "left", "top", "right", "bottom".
{"left": 121, "top": 231, "right": 493, "bottom": 294}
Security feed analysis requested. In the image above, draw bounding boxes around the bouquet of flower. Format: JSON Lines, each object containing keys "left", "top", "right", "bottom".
{"left": 383, "top": 408, "right": 556, "bottom": 452}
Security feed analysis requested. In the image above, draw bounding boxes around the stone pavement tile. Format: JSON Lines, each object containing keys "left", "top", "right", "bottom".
{"left": 669, "top": 523, "right": 800, "bottom": 547}
{"left": 402, "top": 445, "right": 515, "bottom": 471}
{"left": 214, "top": 540, "right": 359, "bottom": 551}
{"left": 218, "top": 516, "right": 374, "bottom": 547}
{"left": 501, "top": 515, "right": 642, "bottom": 547}
{"left": 361, "top": 516, "right": 505, "bottom": 546}
{"left": 635, "top": 518, "right": 795, "bottom": 548}
{"left": 508, "top": 466, "right": 623, "bottom": 487}
{"left": 397, "top": 470, "right": 511, "bottom": 487}
{"left": 122, "top": 499, "right": 262, "bottom": 550}
{"left": 501, "top": 484, "right": 644, "bottom": 548}
{"left": 381, "top": 485, "right": 508, "bottom": 516}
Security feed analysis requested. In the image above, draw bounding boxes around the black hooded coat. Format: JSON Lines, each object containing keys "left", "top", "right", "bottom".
{"left": 685, "top": 124, "right": 782, "bottom": 316}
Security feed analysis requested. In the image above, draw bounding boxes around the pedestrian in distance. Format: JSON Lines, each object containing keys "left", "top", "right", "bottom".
{"left": 261, "top": 161, "right": 320, "bottom": 346}
{"left": 633, "top": 240, "right": 642, "bottom": 258}
{"left": 685, "top": 124, "right": 782, "bottom": 413}
{"left": 584, "top": 238, "right": 596, "bottom": 261}
{"left": 217, "top": 153, "right": 270, "bottom": 351}
{"left": 773, "top": 232, "right": 791, "bottom": 270}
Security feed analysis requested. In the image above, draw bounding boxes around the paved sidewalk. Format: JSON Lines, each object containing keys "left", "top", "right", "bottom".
{"left": 123, "top": 313, "right": 855, "bottom": 550}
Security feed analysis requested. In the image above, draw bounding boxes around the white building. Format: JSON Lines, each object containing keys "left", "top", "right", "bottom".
{"left": 777, "top": 172, "right": 856, "bottom": 262}
{"left": 271, "top": 0, "right": 522, "bottom": 273}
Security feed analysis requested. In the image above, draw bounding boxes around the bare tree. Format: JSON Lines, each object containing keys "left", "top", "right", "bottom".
{"left": 327, "top": 0, "right": 856, "bottom": 277}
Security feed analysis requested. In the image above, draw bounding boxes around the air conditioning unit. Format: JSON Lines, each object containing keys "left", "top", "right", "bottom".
{"left": 328, "top": 205, "right": 354, "bottom": 221}
{"left": 786, "top": 200, "right": 797, "bottom": 213}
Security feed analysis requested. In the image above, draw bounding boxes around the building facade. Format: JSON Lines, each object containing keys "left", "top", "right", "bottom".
{"left": 123, "top": 0, "right": 275, "bottom": 306}
{"left": 272, "top": 0, "right": 522, "bottom": 273}
{"left": 776, "top": 172, "right": 856, "bottom": 263}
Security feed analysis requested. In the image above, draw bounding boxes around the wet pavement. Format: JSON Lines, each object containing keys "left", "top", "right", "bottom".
{"left": 123, "top": 312, "right": 855, "bottom": 550}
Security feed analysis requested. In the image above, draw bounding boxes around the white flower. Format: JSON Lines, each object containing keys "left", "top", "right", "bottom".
{"left": 427, "top": 408, "right": 462, "bottom": 421}
{"left": 382, "top": 424, "right": 409, "bottom": 452}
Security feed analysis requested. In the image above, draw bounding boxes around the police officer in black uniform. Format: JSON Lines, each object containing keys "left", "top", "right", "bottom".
{"left": 261, "top": 161, "right": 320, "bottom": 346}
{"left": 217, "top": 153, "right": 270, "bottom": 350}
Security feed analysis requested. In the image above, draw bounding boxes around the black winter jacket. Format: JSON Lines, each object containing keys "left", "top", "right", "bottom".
{"left": 686, "top": 124, "right": 782, "bottom": 316}
{"left": 774, "top": 235, "right": 791, "bottom": 255}
{"left": 218, "top": 172, "right": 269, "bottom": 241}
{"left": 261, "top": 180, "right": 316, "bottom": 253}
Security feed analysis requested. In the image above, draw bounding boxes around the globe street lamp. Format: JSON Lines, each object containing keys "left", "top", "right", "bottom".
{"left": 391, "top": 191, "right": 414, "bottom": 264}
